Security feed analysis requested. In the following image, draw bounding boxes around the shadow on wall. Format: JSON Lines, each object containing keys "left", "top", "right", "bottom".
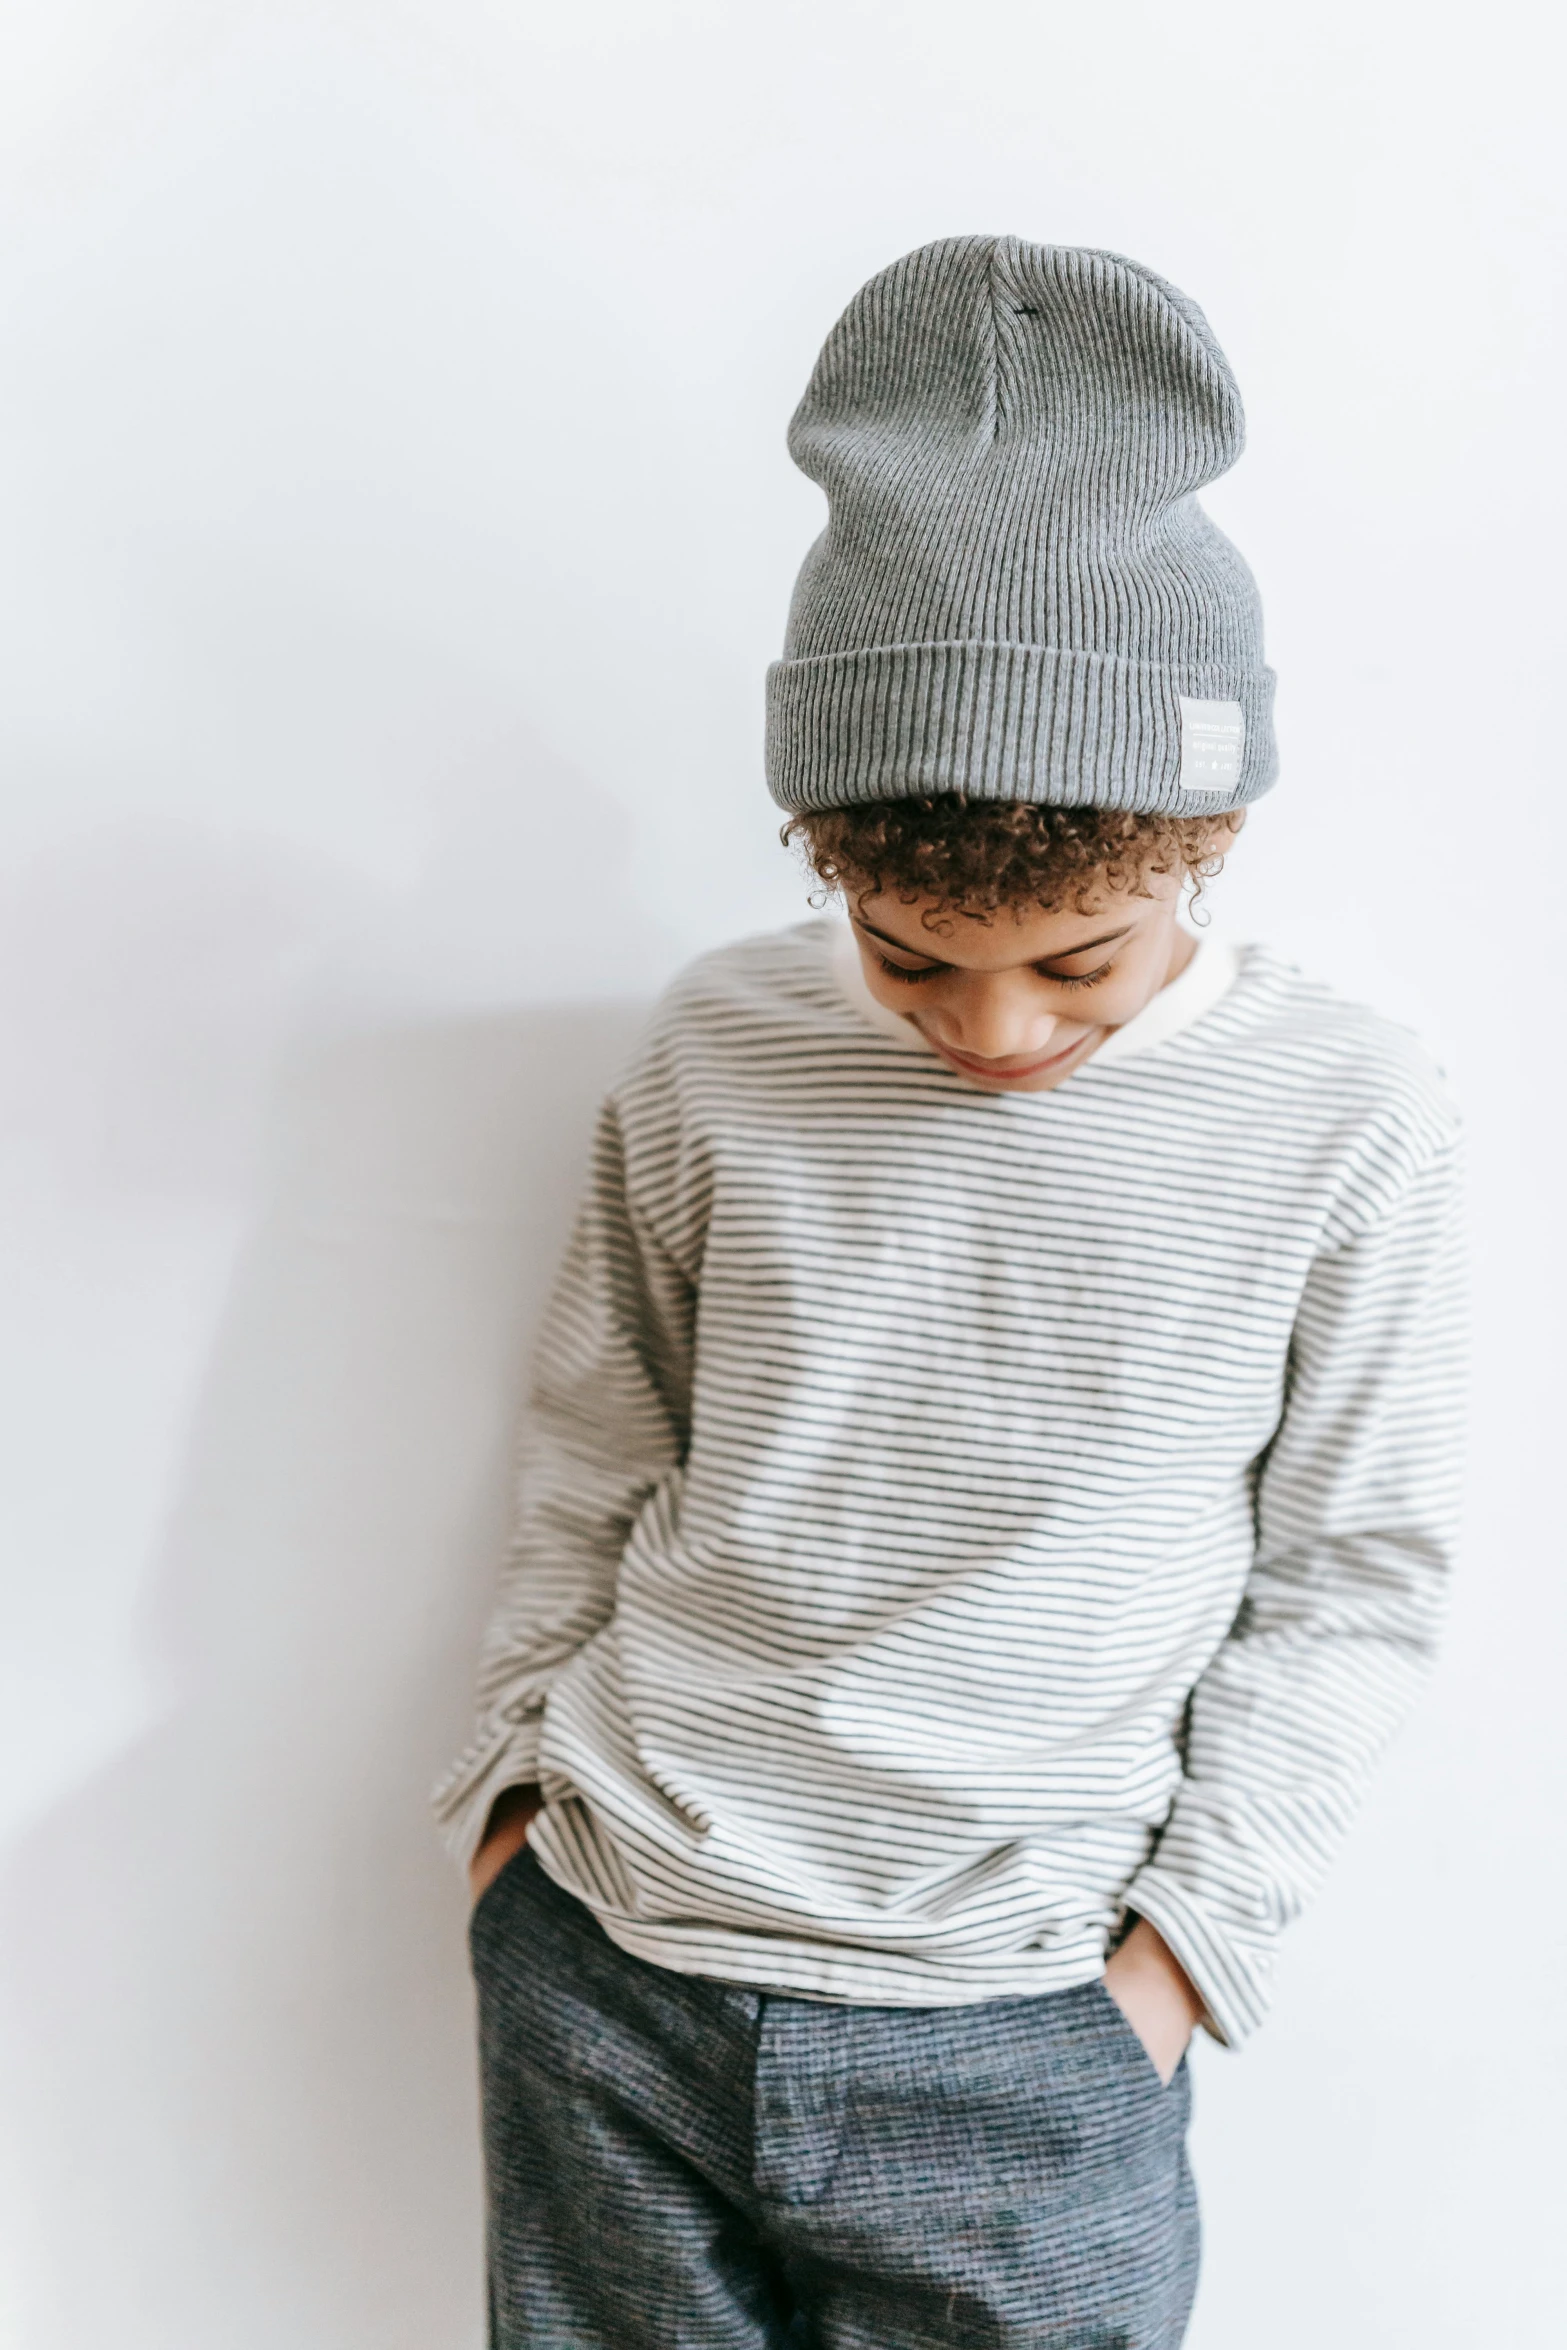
{"left": 0, "top": 996, "right": 650, "bottom": 2350}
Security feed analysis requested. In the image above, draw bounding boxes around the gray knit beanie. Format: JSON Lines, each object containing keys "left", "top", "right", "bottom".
{"left": 765, "top": 237, "right": 1275, "bottom": 816}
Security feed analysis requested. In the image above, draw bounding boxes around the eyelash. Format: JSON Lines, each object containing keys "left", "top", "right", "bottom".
{"left": 875, "top": 955, "right": 1116, "bottom": 989}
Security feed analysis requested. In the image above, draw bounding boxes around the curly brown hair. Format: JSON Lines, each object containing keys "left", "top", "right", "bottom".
{"left": 783, "top": 796, "right": 1241, "bottom": 923}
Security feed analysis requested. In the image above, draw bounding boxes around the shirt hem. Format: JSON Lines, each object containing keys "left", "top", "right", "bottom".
{"left": 535, "top": 1860, "right": 1117, "bottom": 2007}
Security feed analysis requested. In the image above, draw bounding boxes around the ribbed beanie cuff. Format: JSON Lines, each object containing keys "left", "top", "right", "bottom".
{"left": 767, "top": 639, "right": 1276, "bottom": 813}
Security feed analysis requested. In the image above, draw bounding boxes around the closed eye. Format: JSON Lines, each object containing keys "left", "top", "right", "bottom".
{"left": 1046, "top": 961, "right": 1116, "bottom": 989}
{"left": 875, "top": 954, "right": 940, "bottom": 983}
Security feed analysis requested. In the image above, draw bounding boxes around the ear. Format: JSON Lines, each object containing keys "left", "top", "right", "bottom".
{"left": 1203, "top": 808, "right": 1246, "bottom": 860}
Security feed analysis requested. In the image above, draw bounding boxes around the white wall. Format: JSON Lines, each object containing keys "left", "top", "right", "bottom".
{"left": 1, "top": 5, "right": 1561, "bottom": 2343}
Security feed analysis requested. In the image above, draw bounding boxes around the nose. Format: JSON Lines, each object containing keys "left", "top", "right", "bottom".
{"left": 937, "top": 974, "right": 1063, "bottom": 1062}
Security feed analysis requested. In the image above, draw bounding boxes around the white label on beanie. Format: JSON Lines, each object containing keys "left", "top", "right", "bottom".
{"left": 1178, "top": 698, "right": 1245, "bottom": 793}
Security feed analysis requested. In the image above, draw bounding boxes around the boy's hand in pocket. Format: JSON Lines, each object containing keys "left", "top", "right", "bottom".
{"left": 1102, "top": 1917, "right": 1205, "bottom": 2084}
{"left": 469, "top": 1785, "right": 543, "bottom": 1905}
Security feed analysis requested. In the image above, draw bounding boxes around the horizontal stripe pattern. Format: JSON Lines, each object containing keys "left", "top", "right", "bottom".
{"left": 433, "top": 923, "right": 1465, "bottom": 2046}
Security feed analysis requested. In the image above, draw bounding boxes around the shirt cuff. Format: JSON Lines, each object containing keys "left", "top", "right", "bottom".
{"left": 1120, "top": 1864, "right": 1275, "bottom": 2051}
{"left": 430, "top": 1714, "right": 545, "bottom": 1873}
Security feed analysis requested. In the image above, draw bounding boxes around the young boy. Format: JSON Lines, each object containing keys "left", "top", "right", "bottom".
{"left": 435, "top": 238, "right": 1465, "bottom": 2348}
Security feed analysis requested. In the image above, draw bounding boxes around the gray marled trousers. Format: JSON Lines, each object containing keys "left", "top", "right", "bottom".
{"left": 470, "top": 1850, "right": 1199, "bottom": 2349}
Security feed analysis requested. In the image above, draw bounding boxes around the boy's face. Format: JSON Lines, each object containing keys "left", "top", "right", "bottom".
{"left": 849, "top": 866, "right": 1194, "bottom": 1093}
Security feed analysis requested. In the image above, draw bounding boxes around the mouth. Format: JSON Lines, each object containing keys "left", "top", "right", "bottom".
{"left": 925, "top": 1029, "right": 1097, "bottom": 1082}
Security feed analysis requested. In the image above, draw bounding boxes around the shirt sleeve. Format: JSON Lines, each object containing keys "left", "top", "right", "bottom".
{"left": 1123, "top": 1130, "right": 1467, "bottom": 2047}
{"left": 430, "top": 1092, "right": 695, "bottom": 1869}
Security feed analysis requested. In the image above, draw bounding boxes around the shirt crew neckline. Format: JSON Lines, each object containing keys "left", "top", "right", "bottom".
{"left": 827, "top": 917, "right": 1242, "bottom": 1067}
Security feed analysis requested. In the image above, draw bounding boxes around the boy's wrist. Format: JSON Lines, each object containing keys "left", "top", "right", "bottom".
{"left": 469, "top": 1784, "right": 543, "bottom": 1903}
{"left": 1101, "top": 1916, "right": 1205, "bottom": 2083}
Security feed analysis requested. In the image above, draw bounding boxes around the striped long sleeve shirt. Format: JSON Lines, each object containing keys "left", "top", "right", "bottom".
{"left": 433, "top": 921, "right": 1465, "bottom": 2047}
